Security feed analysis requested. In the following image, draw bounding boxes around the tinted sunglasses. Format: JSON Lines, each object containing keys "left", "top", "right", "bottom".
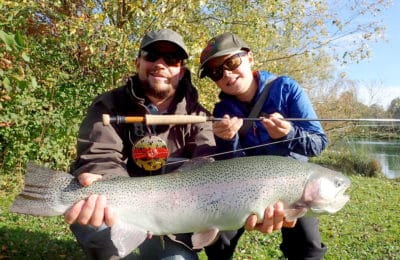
{"left": 205, "top": 52, "right": 248, "bottom": 81}
{"left": 140, "top": 50, "right": 183, "bottom": 67}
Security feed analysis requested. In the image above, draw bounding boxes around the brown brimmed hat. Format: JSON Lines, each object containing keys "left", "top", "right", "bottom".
{"left": 198, "top": 32, "right": 250, "bottom": 78}
{"left": 140, "top": 29, "right": 189, "bottom": 59}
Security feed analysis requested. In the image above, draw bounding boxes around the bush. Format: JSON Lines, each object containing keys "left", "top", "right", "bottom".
{"left": 310, "top": 148, "right": 381, "bottom": 177}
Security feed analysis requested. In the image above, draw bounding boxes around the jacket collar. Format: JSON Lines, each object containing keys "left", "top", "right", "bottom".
{"left": 126, "top": 70, "right": 200, "bottom": 115}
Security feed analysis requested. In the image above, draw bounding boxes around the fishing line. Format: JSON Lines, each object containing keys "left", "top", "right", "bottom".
{"left": 164, "top": 135, "right": 310, "bottom": 167}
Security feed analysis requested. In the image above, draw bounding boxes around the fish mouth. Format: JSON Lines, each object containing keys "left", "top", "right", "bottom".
{"left": 328, "top": 176, "right": 352, "bottom": 213}
{"left": 311, "top": 185, "right": 351, "bottom": 214}
{"left": 331, "top": 191, "right": 350, "bottom": 213}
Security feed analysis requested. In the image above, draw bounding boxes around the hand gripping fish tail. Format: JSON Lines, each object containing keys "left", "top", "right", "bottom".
{"left": 10, "top": 156, "right": 351, "bottom": 257}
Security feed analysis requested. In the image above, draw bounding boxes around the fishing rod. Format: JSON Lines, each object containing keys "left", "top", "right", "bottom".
{"left": 102, "top": 114, "right": 400, "bottom": 126}
{"left": 103, "top": 113, "right": 398, "bottom": 171}
{"left": 165, "top": 135, "right": 310, "bottom": 167}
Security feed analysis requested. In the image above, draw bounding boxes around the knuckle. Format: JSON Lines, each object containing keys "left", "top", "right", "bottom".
{"left": 77, "top": 214, "right": 90, "bottom": 225}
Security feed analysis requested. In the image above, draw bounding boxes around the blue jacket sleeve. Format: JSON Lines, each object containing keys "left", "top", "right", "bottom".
{"left": 280, "top": 125, "right": 327, "bottom": 157}
{"left": 265, "top": 75, "right": 327, "bottom": 157}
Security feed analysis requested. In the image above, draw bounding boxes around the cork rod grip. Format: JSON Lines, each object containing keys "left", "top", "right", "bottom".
{"left": 102, "top": 114, "right": 208, "bottom": 125}
{"left": 145, "top": 114, "right": 207, "bottom": 125}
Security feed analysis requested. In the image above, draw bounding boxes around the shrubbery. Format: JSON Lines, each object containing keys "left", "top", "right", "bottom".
{"left": 310, "top": 142, "right": 382, "bottom": 177}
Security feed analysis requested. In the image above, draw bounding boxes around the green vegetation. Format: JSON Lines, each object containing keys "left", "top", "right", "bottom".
{"left": 310, "top": 134, "right": 400, "bottom": 178}
{"left": 1, "top": 1, "right": 399, "bottom": 259}
{"left": 311, "top": 149, "right": 381, "bottom": 177}
{"left": 1, "top": 0, "right": 397, "bottom": 173}
{"left": 1, "top": 170, "right": 399, "bottom": 259}
{"left": 232, "top": 175, "right": 400, "bottom": 260}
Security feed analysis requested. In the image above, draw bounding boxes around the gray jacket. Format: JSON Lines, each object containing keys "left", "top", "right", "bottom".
{"left": 71, "top": 71, "right": 216, "bottom": 178}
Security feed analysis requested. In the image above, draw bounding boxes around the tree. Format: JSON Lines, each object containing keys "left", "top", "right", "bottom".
{"left": 0, "top": 0, "right": 393, "bottom": 171}
{"left": 387, "top": 97, "right": 400, "bottom": 118}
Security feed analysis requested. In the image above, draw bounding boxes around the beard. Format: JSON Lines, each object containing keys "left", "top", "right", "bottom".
{"left": 138, "top": 78, "right": 177, "bottom": 100}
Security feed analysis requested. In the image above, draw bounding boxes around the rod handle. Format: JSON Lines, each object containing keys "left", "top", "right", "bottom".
{"left": 102, "top": 114, "right": 145, "bottom": 125}
{"left": 145, "top": 114, "right": 207, "bottom": 125}
{"left": 102, "top": 114, "right": 208, "bottom": 125}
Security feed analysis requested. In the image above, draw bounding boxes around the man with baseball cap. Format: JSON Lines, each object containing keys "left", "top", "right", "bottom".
{"left": 139, "top": 28, "right": 189, "bottom": 59}
{"left": 199, "top": 32, "right": 328, "bottom": 259}
{"left": 64, "top": 28, "right": 213, "bottom": 259}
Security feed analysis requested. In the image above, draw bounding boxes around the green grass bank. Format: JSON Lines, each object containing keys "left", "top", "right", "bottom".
{"left": 1, "top": 169, "right": 399, "bottom": 259}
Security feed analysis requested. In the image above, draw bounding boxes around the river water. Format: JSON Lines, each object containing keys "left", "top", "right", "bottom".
{"left": 352, "top": 140, "right": 400, "bottom": 179}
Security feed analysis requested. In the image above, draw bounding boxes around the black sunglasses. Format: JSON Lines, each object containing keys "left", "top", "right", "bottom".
{"left": 205, "top": 52, "right": 248, "bottom": 81}
{"left": 140, "top": 50, "right": 183, "bottom": 67}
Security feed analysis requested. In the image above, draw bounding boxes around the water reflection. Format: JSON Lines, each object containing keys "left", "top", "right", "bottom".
{"left": 353, "top": 141, "right": 400, "bottom": 179}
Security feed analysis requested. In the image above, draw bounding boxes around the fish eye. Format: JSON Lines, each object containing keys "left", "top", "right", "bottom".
{"left": 334, "top": 177, "right": 345, "bottom": 188}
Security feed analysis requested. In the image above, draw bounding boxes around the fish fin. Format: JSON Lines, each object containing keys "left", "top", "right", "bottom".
{"left": 167, "top": 234, "right": 177, "bottom": 242}
{"left": 191, "top": 228, "right": 220, "bottom": 249}
{"left": 10, "top": 162, "right": 74, "bottom": 216}
{"left": 110, "top": 220, "right": 147, "bottom": 257}
{"left": 283, "top": 208, "right": 308, "bottom": 221}
{"left": 166, "top": 235, "right": 192, "bottom": 250}
{"left": 175, "top": 157, "right": 215, "bottom": 172}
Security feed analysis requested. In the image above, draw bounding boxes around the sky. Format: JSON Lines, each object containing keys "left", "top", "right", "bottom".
{"left": 342, "top": 1, "right": 400, "bottom": 109}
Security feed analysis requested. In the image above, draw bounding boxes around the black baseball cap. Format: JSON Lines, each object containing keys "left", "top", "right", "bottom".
{"left": 140, "top": 29, "right": 189, "bottom": 59}
{"left": 198, "top": 32, "right": 250, "bottom": 78}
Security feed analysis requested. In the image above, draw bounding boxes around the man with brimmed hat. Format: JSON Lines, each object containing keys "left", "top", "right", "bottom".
{"left": 64, "top": 29, "right": 292, "bottom": 260}
{"left": 198, "top": 32, "right": 250, "bottom": 79}
{"left": 199, "top": 32, "right": 328, "bottom": 260}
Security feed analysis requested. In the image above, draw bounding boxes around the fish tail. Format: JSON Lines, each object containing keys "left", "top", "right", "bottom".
{"left": 10, "top": 162, "right": 74, "bottom": 216}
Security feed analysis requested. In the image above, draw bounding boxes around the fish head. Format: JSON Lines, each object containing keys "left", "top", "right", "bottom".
{"left": 302, "top": 166, "right": 351, "bottom": 215}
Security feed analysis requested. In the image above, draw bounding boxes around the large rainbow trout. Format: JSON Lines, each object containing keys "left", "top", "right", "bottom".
{"left": 11, "top": 155, "right": 350, "bottom": 257}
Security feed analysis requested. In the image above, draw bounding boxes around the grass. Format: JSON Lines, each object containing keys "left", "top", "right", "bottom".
{"left": 1, "top": 171, "right": 399, "bottom": 259}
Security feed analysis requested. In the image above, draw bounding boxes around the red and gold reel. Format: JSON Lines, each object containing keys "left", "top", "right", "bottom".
{"left": 132, "top": 136, "right": 169, "bottom": 171}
